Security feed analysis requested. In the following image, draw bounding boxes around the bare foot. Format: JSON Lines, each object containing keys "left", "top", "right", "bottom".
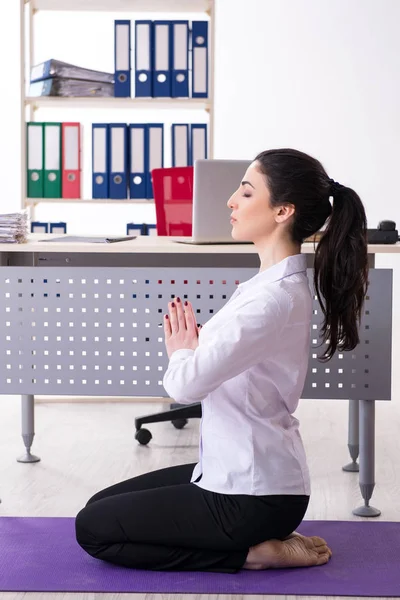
{"left": 287, "top": 531, "right": 332, "bottom": 558}
{"left": 243, "top": 533, "right": 332, "bottom": 570}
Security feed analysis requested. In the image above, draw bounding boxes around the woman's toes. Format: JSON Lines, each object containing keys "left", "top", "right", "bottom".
{"left": 318, "top": 542, "right": 332, "bottom": 557}
{"left": 317, "top": 551, "right": 331, "bottom": 566}
{"left": 310, "top": 535, "right": 328, "bottom": 547}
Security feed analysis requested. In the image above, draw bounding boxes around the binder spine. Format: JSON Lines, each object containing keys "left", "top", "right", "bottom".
{"left": 114, "top": 20, "right": 131, "bottom": 97}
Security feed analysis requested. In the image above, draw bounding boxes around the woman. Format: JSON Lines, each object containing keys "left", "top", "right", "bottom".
{"left": 75, "top": 148, "right": 368, "bottom": 572}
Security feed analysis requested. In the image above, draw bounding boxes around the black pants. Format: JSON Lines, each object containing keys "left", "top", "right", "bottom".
{"left": 75, "top": 463, "right": 309, "bottom": 573}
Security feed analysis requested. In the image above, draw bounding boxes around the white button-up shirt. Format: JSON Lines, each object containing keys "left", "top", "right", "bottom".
{"left": 162, "top": 254, "right": 312, "bottom": 496}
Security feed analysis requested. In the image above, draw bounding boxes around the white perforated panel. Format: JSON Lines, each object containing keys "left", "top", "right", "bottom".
{"left": 0, "top": 267, "right": 392, "bottom": 400}
{"left": 302, "top": 272, "right": 392, "bottom": 400}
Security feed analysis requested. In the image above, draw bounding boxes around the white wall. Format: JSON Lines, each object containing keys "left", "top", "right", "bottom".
{"left": 0, "top": 2, "right": 23, "bottom": 213}
{"left": 214, "top": 0, "right": 400, "bottom": 230}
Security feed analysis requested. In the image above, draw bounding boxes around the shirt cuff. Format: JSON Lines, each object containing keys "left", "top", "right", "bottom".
{"left": 168, "top": 348, "right": 195, "bottom": 363}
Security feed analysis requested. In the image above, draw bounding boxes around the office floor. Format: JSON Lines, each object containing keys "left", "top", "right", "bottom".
{"left": 0, "top": 395, "right": 399, "bottom": 600}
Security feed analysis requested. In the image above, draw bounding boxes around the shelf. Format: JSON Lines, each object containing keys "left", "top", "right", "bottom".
{"left": 30, "top": 0, "right": 211, "bottom": 13}
{"left": 25, "top": 97, "right": 211, "bottom": 111}
{"left": 25, "top": 198, "right": 154, "bottom": 205}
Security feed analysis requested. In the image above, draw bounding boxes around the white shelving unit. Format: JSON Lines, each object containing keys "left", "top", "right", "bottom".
{"left": 31, "top": 0, "right": 210, "bottom": 11}
{"left": 21, "top": 0, "right": 215, "bottom": 227}
{"left": 25, "top": 97, "right": 212, "bottom": 111}
{"left": 24, "top": 197, "right": 152, "bottom": 205}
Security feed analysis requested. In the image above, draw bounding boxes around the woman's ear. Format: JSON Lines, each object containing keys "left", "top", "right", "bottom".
{"left": 275, "top": 204, "right": 295, "bottom": 223}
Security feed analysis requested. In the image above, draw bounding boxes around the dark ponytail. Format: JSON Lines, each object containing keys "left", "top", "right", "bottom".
{"left": 254, "top": 148, "right": 369, "bottom": 362}
{"left": 313, "top": 183, "right": 368, "bottom": 361}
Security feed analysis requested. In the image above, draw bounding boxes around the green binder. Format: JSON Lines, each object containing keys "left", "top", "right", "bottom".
{"left": 44, "top": 122, "right": 62, "bottom": 198}
{"left": 27, "top": 122, "right": 44, "bottom": 198}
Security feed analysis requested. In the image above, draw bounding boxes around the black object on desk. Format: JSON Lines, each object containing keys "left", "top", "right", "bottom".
{"left": 40, "top": 236, "right": 137, "bottom": 244}
{"left": 367, "top": 220, "right": 398, "bottom": 244}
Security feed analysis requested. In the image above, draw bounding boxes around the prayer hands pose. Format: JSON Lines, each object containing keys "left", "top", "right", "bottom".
{"left": 164, "top": 297, "right": 201, "bottom": 359}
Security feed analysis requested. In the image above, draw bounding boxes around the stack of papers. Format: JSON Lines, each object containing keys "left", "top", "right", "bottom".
{"left": 30, "top": 59, "right": 114, "bottom": 85}
{"left": 29, "top": 58, "right": 115, "bottom": 98}
{"left": 0, "top": 212, "right": 28, "bottom": 243}
{"left": 29, "top": 77, "right": 114, "bottom": 98}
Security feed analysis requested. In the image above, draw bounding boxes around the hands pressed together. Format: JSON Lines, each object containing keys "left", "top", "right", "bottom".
{"left": 164, "top": 297, "right": 202, "bottom": 359}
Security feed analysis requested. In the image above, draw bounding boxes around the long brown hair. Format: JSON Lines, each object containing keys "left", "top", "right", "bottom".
{"left": 255, "top": 148, "right": 369, "bottom": 361}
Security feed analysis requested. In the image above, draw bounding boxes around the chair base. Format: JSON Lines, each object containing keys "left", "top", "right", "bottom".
{"left": 134, "top": 402, "right": 202, "bottom": 444}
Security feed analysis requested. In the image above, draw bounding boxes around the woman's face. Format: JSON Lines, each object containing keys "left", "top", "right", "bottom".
{"left": 227, "top": 161, "right": 295, "bottom": 244}
{"left": 227, "top": 161, "right": 277, "bottom": 243}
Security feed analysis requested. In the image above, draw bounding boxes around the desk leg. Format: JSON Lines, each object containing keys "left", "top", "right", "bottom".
{"left": 17, "top": 395, "right": 40, "bottom": 464}
{"left": 343, "top": 400, "right": 360, "bottom": 472}
{"left": 353, "top": 399, "right": 380, "bottom": 517}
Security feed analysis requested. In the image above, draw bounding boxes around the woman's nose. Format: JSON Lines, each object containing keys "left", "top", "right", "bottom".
{"left": 227, "top": 193, "right": 235, "bottom": 208}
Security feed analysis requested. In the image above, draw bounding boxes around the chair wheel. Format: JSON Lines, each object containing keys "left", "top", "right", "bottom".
{"left": 172, "top": 418, "right": 188, "bottom": 430}
{"left": 135, "top": 428, "right": 152, "bottom": 445}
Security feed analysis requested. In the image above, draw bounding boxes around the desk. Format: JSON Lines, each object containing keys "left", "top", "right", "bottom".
{"left": 0, "top": 235, "right": 398, "bottom": 516}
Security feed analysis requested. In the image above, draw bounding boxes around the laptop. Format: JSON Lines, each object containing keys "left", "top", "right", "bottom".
{"left": 172, "top": 159, "right": 252, "bottom": 244}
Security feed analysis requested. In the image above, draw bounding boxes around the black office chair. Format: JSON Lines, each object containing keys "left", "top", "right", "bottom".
{"left": 135, "top": 402, "right": 202, "bottom": 445}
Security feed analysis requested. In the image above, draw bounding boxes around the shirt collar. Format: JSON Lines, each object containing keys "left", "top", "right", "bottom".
{"left": 237, "top": 254, "right": 307, "bottom": 293}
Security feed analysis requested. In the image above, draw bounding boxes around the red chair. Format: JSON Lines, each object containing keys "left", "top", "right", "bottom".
{"left": 134, "top": 166, "right": 201, "bottom": 445}
{"left": 151, "top": 166, "right": 194, "bottom": 236}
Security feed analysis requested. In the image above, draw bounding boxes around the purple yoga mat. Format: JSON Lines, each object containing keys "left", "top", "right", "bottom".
{"left": 0, "top": 517, "right": 397, "bottom": 596}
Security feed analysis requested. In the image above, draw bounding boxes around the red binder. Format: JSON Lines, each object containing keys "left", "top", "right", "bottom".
{"left": 151, "top": 166, "right": 194, "bottom": 236}
{"left": 62, "top": 122, "right": 81, "bottom": 198}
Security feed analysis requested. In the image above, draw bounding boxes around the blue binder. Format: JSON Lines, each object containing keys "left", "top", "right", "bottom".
{"left": 152, "top": 21, "right": 172, "bottom": 97}
{"left": 129, "top": 124, "right": 148, "bottom": 199}
{"left": 114, "top": 20, "right": 131, "bottom": 97}
{"left": 191, "top": 21, "right": 209, "bottom": 98}
{"left": 31, "top": 221, "right": 48, "bottom": 234}
{"left": 172, "top": 124, "right": 190, "bottom": 167}
{"left": 92, "top": 124, "right": 109, "bottom": 199}
{"left": 49, "top": 222, "right": 67, "bottom": 234}
{"left": 30, "top": 59, "right": 58, "bottom": 83}
{"left": 146, "top": 124, "right": 164, "bottom": 199}
{"left": 127, "top": 223, "right": 146, "bottom": 236}
{"left": 171, "top": 21, "right": 189, "bottom": 97}
{"left": 109, "top": 123, "right": 128, "bottom": 199}
{"left": 135, "top": 20, "right": 153, "bottom": 97}
{"left": 146, "top": 224, "right": 157, "bottom": 236}
{"left": 190, "top": 124, "right": 208, "bottom": 165}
